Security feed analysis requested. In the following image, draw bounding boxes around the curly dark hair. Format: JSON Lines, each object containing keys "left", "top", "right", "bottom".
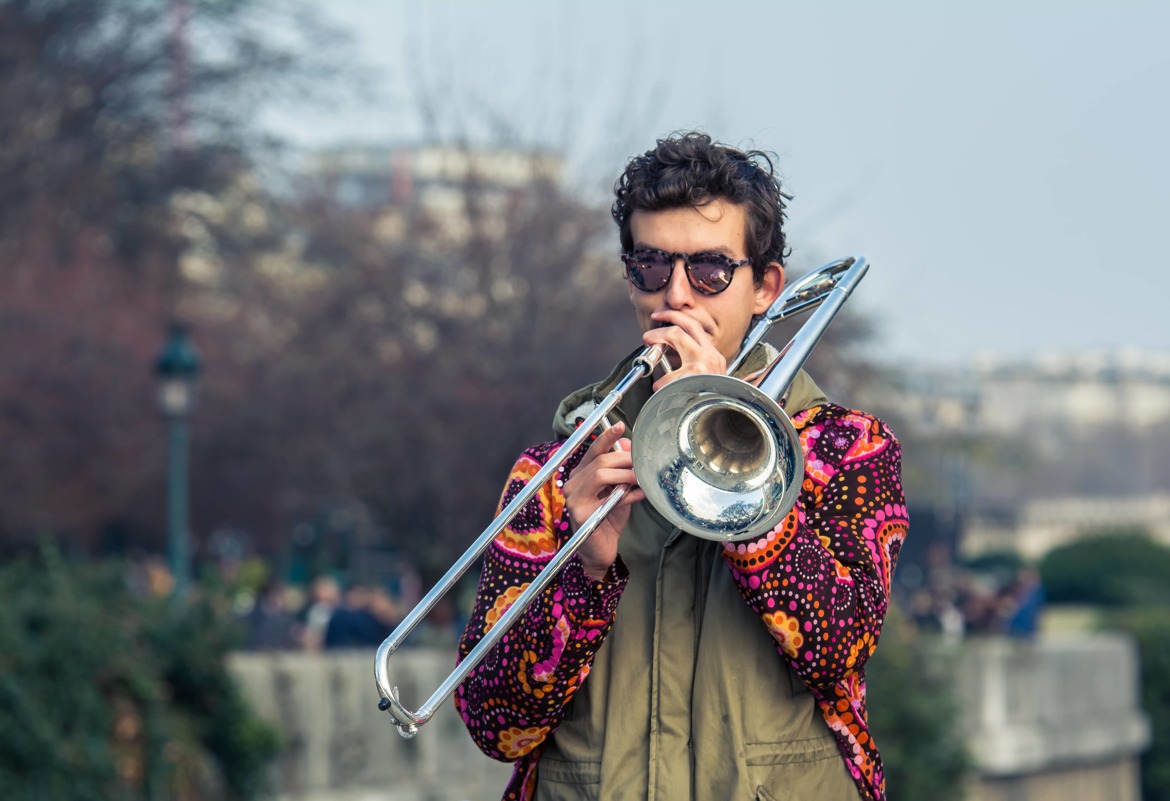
{"left": 612, "top": 132, "right": 791, "bottom": 284}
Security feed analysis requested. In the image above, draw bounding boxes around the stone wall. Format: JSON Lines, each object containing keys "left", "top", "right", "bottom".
{"left": 227, "top": 649, "right": 512, "bottom": 801}
{"left": 958, "top": 633, "right": 1150, "bottom": 801}
{"left": 230, "top": 633, "right": 1150, "bottom": 801}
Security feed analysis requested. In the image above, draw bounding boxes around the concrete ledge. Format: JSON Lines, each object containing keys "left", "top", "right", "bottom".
{"left": 228, "top": 650, "right": 513, "bottom": 801}
{"left": 956, "top": 633, "right": 1151, "bottom": 777}
{"left": 230, "top": 633, "right": 1152, "bottom": 800}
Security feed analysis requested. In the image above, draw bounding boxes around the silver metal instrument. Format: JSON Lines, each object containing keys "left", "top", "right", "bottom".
{"left": 374, "top": 255, "right": 868, "bottom": 738}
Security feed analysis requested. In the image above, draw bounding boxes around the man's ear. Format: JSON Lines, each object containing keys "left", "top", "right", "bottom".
{"left": 753, "top": 262, "right": 785, "bottom": 315}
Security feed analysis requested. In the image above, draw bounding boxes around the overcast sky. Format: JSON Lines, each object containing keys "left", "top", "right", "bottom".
{"left": 273, "top": 1, "right": 1170, "bottom": 368}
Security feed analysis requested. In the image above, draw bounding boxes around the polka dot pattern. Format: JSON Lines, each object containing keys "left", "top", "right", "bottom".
{"left": 456, "top": 405, "right": 907, "bottom": 801}
{"left": 455, "top": 434, "right": 628, "bottom": 798}
{"left": 719, "top": 406, "right": 906, "bottom": 800}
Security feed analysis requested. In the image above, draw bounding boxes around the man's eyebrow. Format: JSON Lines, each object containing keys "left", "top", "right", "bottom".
{"left": 631, "top": 244, "right": 738, "bottom": 255}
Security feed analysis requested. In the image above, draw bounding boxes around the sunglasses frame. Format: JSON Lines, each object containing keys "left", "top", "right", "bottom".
{"left": 621, "top": 247, "right": 752, "bottom": 296}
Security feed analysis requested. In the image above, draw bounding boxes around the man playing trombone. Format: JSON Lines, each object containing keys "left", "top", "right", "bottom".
{"left": 454, "top": 132, "right": 908, "bottom": 801}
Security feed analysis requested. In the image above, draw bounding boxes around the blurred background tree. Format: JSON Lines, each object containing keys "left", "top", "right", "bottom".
{"left": 0, "top": 0, "right": 342, "bottom": 552}
{"left": 169, "top": 149, "right": 635, "bottom": 576}
{"left": 867, "top": 612, "right": 972, "bottom": 801}
{"left": 0, "top": 0, "right": 879, "bottom": 578}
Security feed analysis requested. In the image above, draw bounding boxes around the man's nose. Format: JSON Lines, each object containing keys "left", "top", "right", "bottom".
{"left": 662, "top": 257, "right": 694, "bottom": 309}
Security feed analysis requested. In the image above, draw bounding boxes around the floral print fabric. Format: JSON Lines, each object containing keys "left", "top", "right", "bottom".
{"left": 456, "top": 403, "right": 907, "bottom": 801}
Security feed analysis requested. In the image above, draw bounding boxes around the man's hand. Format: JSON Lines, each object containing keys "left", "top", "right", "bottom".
{"left": 562, "top": 421, "right": 645, "bottom": 581}
{"left": 642, "top": 310, "right": 727, "bottom": 391}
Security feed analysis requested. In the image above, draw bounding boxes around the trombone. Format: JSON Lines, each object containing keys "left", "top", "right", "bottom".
{"left": 374, "top": 255, "right": 869, "bottom": 738}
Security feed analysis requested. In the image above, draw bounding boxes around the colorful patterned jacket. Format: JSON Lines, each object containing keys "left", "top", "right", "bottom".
{"left": 455, "top": 358, "right": 907, "bottom": 801}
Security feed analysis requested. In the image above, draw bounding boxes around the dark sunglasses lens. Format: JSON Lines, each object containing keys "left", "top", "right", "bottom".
{"left": 630, "top": 254, "right": 672, "bottom": 291}
{"left": 689, "top": 260, "right": 734, "bottom": 294}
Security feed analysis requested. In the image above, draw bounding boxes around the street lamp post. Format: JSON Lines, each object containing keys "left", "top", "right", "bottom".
{"left": 156, "top": 323, "right": 201, "bottom": 600}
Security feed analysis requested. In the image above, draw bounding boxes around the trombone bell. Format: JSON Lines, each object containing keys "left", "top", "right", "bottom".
{"left": 633, "top": 373, "right": 804, "bottom": 542}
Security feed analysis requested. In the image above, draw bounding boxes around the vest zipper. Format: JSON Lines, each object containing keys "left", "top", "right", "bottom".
{"left": 689, "top": 538, "right": 709, "bottom": 800}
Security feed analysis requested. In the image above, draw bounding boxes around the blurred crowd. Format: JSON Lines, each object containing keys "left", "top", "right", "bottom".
{"left": 239, "top": 575, "right": 464, "bottom": 652}
{"left": 902, "top": 547, "right": 1045, "bottom": 641}
{"left": 124, "top": 555, "right": 462, "bottom": 652}
{"left": 124, "top": 544, "right": 1046, "bottom": 652}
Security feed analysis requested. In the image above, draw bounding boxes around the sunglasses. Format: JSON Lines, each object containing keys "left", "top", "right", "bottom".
{"left": 621, "top": 248, "right": 752, "bottom": 296}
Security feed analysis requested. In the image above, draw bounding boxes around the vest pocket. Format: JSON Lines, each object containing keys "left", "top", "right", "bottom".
{"left": 747, "top": 738, "right": 858, "bottom": 801}
{"left": 744, "top": 737, "right": 838, "bottom": 766}
{"left": 535, "top": 756, "right": 600, "bottom": 801}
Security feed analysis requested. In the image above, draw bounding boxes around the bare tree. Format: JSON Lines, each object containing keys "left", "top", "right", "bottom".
{"left": 0, "top": 0, "right": 348, "bottom": 550}
{"left": 164, "top": 149, "right": 633, "bottom": 571}
{"left": 1, "top": 1, "right": 881, "bottom": 579}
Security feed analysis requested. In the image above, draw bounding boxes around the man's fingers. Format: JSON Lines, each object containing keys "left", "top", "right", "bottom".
{"left": 643, "top": 322, "right": 723, "bottom": 377}
{"left": 620, "top": 487, "right": 646, "bottom": 506}
{"left": 590, "top": 466, "right": 638, "bottom": 492}
{"left": 650, "top": 309, "right": 711, "bottom": 341}
{"left": 576, "top": 420, "right": 625, "bottom": 468}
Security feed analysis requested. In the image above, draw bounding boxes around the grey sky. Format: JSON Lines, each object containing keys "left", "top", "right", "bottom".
{"left": 279, "top": 1, "right": 1170, "bottom": 367}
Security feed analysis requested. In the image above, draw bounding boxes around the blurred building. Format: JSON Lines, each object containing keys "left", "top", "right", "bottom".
{"left": 898, "top": 347, "right": 1170, "bottom": 439}
{"left": 962, "top": 493, "right": 1170, "bottom": 560}
{"left": 973, "top": 348, "right": 1170, "bottom": 447}
{"left": 311, "top": 144, "right": 564, "bottom": 208}
{"left": 894, "top": 348, "right": 1170, "bottom": 561}
{"left": 308, "top": 143, "right": 565, "bottom": 248}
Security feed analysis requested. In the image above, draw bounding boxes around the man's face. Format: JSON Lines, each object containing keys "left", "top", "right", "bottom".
{"left": 627, "top": 201, "right": 783, "bottom": 367}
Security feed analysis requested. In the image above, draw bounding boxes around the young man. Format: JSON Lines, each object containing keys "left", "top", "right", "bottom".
{"left": 456, "top": 133, "right": 907, "bottom": 801}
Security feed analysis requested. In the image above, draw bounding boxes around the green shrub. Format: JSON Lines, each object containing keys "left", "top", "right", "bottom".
{"left": 0, "top": 546, "right": 279, "bottom": 801}
{"left": 1109, "top": 607, "right": 1170, "bottom": 801}
{"left": 1039, "top": 530, "right": 1170, "bottom": 607}
{"left": 867, "top": 611, "right": 971, "bottom": 801}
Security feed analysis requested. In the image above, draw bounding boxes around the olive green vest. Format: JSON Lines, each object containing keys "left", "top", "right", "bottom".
{"left": 537, "top": 348, "right": 860, "bottom": 801}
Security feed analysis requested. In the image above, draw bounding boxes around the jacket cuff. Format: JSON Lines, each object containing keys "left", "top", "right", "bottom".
{"left": 560, "top": 554, "right": 628, "bottom": 625}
